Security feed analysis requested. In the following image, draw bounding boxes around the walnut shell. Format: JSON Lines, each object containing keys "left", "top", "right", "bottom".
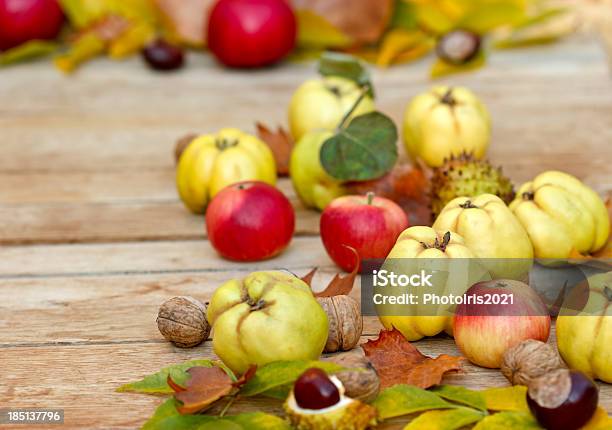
{"left": 157, "top": 296, "right": 210, "bottom": 347}
{"left": 327, "top": 349, "right": 380, "bottom": 403}
{"left": 317, "top": 295, "right": 363, "bottom": 353}
{"left": 501, "top": 339, "right": 564, "bottom": 386}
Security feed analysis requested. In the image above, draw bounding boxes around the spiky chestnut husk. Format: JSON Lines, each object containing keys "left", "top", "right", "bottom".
{"left": 284, "top": 376, "right": 377, "bottom": 430}
{"left": 431, "top": 152, "right": 515, "bottom": 217}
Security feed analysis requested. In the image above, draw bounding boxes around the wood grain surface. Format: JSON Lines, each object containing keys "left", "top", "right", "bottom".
{"left": 0, "top": 31, "right": 611, "bottom": 429}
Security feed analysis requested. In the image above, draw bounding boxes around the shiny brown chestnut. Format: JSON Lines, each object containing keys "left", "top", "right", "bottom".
{"left": 293, "top": 368, "right": 341, "bottom": 410}
{"left": 527, "top": 369, "right": 598, "bottom": 430}
{"left": 436, "top": 29, "right": 481, "bottom": 65}
{"left": 142, "top": 39, "right": 185, "bottom": 71}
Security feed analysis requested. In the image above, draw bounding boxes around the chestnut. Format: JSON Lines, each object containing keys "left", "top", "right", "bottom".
{"left": 142, "top": 39, "right": 185, "bottom": 71}
{"left": 436, "top": 29, "right": 481, "bottom": 65}
{"left": 293, "top": 368, "right": 341, "bottom": 410}
{"left": 527, "top": 369, "right": 598, "bottom": 430}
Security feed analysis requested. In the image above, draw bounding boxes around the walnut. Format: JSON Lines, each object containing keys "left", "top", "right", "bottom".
{"left": 327, "top": 349, "right": 380, "bottom": 403}
{"left": 501, "top": 339, "right": 564, "bottom": 386}
{"left": 317, "top": 295, "right": 362, "bottom": 353}
{"left": 157, "top": 296, "right": 210, "bottom": 347}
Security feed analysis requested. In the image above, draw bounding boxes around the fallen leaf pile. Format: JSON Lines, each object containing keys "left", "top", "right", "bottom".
{"left": 362, "top": 328, "right": 464, "bottom": 389}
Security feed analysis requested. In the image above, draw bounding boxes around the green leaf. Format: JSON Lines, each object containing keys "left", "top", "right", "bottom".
{"left": 391, "top": 0, "right": 418, "bottom": 30}
{"left": 320, "top": 112, "right": 398, "bottom": 181}
{"left": 142, "top": 398, "right": 216, "bottom": 430}
{"left": 430, "top": 51, "right": 486, "bottom": 78}
{"left": 404, "top": 407, "right": 486, "bottom": 430}
{"left": 240, "top": 360, "right": 344, "bottom": 397}
{"left": 318, "top": 51, "right": 374, "bottom": 96}
{"left": 0, "top": 40, "right": 57, "bottom": 66}
{"left": 472, "top": 411, "right": 541, "bottom": 429}
{"left": 142, "top": 399, "right": 290, "bottom": 430}
{"left": 116, "top": 359, "right": 214, "bottom": 394}
{"left": 458, "top": 2, "right": 525, "bottom": 33}
{"left": 431, "top": 385, "right": 488, "bottom": 411}
{"left": 372, "top": 385, "right": 458, "bottom": 420}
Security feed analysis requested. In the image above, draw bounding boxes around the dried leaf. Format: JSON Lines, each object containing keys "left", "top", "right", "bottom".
{"left": 296, "top": 10, "right": 352, "bottom": 48}
{"left": 169, "top": 366, "right": 234, "bottom": 414}
{"left": 175, "top": 133, "right": 198, "bottom": 163}
{"left": 472, "top": 411, "right": 540, "bottom": 429}
{"left": 582, "top": 406, "right": 612, "bottom": 430}
{"left": 376, "top": 29, "right": 426, "bottom": 67}
{"left": 0, "top": 40, "right": 57, "bottom": 66}
{"left": 430, "top": 51, "right": 486, "bottom": 78}
{"left": 404, "top": 407, "right": 486, "bottom": 430}
{"left": 239, "top": 360, "right": 344, "bottom": 397}
{"left": 362, "top": 328, "right": 464, "bottom": 389}
{"left": 372, "top": 384, "right": 457, "bottom": 420}
{"left": 232, "top": 365, "right": 257, "bottom": 389}
{"left": 292, "top": 0, "right": 393, "bottom": 44}
{"left": 481, "top": 386, "right": 529, "bottom": 412}
{"left": 116, "top": 359, "right": 214, "bottom": 394}
{"left": 301, "top": 246, "right": 359, "bottom": 297}
{"left": 431, "top": 385, "right": 487, "bottom": 411}
{"left": 155, "top": 0, "right": 215, "bottom": 46}
{"left": 345, "top": 163, "right": 432, "bottom": 226}
{"left": 256, "top": 123, "right": 294, "bottom": 176}
{"left": 54, "top": 33, "right": 107, "bottom": 73}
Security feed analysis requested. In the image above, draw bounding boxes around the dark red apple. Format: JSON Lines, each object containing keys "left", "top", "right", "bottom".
{"left": 206, "top": 0, "right": 296, "bottom": 68}
{"left": 206, "top": 181, "right": 295, "bottom": 261}
{"left": 0, "top": 0, "right": 64, "bottom": 51}
{"left": 320, "top": 193, "right": 409, "bottom": 272}
{"left": 453, "top": 279, "right": 551, "bottom": 368}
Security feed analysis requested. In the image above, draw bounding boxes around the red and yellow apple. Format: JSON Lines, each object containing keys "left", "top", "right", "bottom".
{"left": 320, "top": 193, "right": 409, "bottom": 272}
{"left": 205, "top": 181, "right": 294, "bottom": 261}
{"left": 453, "top": 279, "right": 551, "bottom": 368}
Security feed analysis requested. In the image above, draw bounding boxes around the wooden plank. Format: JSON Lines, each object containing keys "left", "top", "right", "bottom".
{"left": 0, "top": 269, "right": 369, "bottom": 345}
{"left": 0, "top": 237, "right": 335, "bottom": 277}
{"left": 0, "top": 335, "right": 610, "bottom": 430}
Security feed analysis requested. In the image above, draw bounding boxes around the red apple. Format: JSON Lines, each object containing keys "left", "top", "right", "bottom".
{"left": 453, "top": 279, "right": 551, "bottom": 368}
{"left": 206, "top": 181, "right": 295, "bottom": 261}
{"left": 320, "top": 193, "right": 409, "bottom": 272}
{"left": 0, "top": 0, "right": 64, "bottom": 51}
{"left": 207, "top": 0, "right": 296, "bottom": 68}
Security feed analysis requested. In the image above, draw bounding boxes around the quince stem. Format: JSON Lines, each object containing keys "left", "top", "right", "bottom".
{"left": 337, "top": 84, "right": 371, "bottom": 130}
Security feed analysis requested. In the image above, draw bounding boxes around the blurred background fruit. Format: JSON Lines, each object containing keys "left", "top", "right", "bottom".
{"left": 0, "top": 0, "right": 64, "bottom": 51}
{"left": 207, "top": 0, "right": 296, "bottom": 68}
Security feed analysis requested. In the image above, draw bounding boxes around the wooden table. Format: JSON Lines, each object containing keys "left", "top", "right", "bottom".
{"left": 1, "top": 33, "right": 611, "bottom": 429}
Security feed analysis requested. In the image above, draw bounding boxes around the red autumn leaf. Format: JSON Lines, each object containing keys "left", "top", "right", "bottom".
{"left": 155, "top": 0, "right": 215, "bottom": 46}
{"left": 301, "top": 246, "right": 359, "bottom": 297}
{"left": 362, "top": 328, "right": 464, "bottom": 389}
{"left": 291, "top": 0, "right": 393, "bottom": 44}
{"left": 168, "top": 366, "right": 234, "bottom": 414}
{"left": 256, "top": 122, "right": 294, "bottom": 176}
{"left": 345, "top": 163, "right": 432, "bottom": 226}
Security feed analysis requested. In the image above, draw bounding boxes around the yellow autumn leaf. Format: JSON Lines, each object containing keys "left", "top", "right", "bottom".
{"left": 109, "top": 23, "right": 155, "bottom": 58}
{"left": 430, "top": 51, "right": 486, "bottom": 78}
{"left": 393, "top": 39, "right": 434, "bottom": 65}
{"left": 415, "top": 3, "right": 454, "bottom": 34}
{"left": 481, "top": 386, "right": 529, "bottom": 413}
{"left": 376, "top": 29, "right": 427, "bottom": 67}
{"left": 296, "top": 10, "right": 353, "bottom": 49}
{"left": 404, "top": 407, "right": 486, "bottom": 430}
{"left": 54, "top": 33, "right": 106, "bottom": 73}
{"left": 473, "top": 411, "right": 541, "bottom": 429}
{"left": 581, "top": 407, "right": 612, "bottom": 430}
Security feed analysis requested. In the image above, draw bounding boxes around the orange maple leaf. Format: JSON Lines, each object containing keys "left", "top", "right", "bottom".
{"left": 301, "top": 246, "right": 359, "bottom": 297}
{"left": 362, "top": 328, "right": 464, "bottom": 389}
{"left": 256, "top": 122, "right": 294, "bottom": 176}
